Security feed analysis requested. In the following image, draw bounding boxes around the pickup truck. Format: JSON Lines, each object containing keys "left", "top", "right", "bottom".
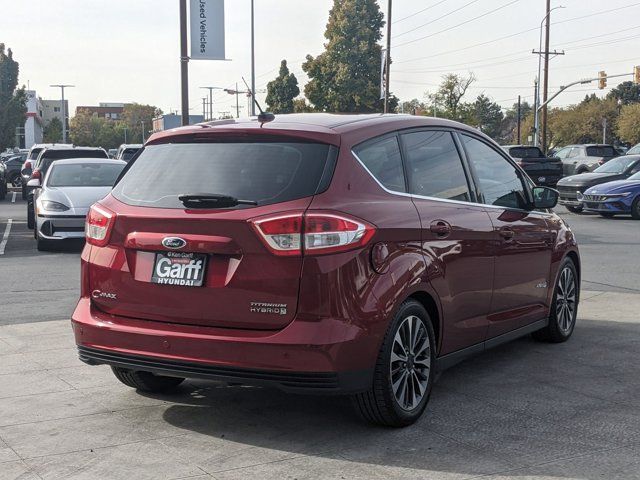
{"left": 501, "top": 145, "right": 563, "bottom": 187}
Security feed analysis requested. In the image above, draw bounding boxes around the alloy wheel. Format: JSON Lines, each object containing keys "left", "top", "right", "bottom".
{"left": 390, "top": 315, "right": 431, "bottom": 411}
{"left": 556, "top": 267, "right": 576, "bottom": 334}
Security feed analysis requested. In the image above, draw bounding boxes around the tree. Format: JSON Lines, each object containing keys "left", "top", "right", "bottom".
{"left": 0, "top": 44, "right": 27, "bottom": 151}
{"left": 293, "top": 98, "right": 314, "bottom": 113}
{"left": 397, "top": 98, "right": 427, "bottom": 115}
{"left": 426, "top": 73, "right": 475, "bottom": 120}
{"left": 121, "top": 103, "right": 162, "bottom": 143}
{"left": 266, "top": 60, "right": 300, "bottom": 113}
{"left": 43, "top": 117, "right": 63, "bottom": 143}
{"left": 469, "top": 94, "right": 503, "bottom": 139}
{"left": 302, "top": 0, "right": 392, "bottom": 112}
{"left": 617, "top": 103, "right": 640, "bottom": 144}
{"left": 548, "top": 97, "right": 620, "bottom": 146}
{"left": 500, "top": 100, "right": 533, "bottom": 144}
{"left": 607, "top": 81, "right": 640, "bottom": 106}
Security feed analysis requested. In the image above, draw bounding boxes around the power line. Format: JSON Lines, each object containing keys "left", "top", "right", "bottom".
{"left": 394, "top": 0, "right": 521, "bottom": 49}
{"left": 395, "top": 2, "right": 640, "bottom": 63}
{"left": 392, "top": 0, "right": 480, "bottom": 39}
{"left": 392, "top": 0, "right": 449, "bottom": 24}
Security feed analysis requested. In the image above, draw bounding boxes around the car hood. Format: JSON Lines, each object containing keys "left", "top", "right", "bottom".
{"left": 557, "top": 172, "right": 624, "bottom": 187}
{"left": 585, "top": 180, "right": 640, "bottom": 195}
{"left": 41, "top": 186, "right": 113, "bottom": 209}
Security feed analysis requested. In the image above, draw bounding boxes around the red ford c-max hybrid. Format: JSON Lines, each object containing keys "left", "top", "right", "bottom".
{"left": 72, "top": 114, "right": 580, "bottom": 427}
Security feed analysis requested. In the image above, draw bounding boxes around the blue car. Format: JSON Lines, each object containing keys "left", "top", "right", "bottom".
{"left": 580, "top": 171, "right": 640, "bottom": 219}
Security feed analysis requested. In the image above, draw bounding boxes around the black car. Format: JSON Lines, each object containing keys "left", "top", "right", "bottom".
{"left": 556, "top": 155, "right": 640, "bottom": 213}
{"left": 3, "top": 153, "right": 27, "bottom": 187}
{"left": 24, "top": 146, "right": 109, "bottom": 229}
{"left": 0, "top": 160, "right": 7, "bottom": 200}
{"left": 502, "top": 145, "right": 563, "bottom": 187}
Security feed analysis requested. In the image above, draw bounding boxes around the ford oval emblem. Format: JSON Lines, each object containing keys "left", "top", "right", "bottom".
{"left": 162, "top": 237, "right": 187, "bottom": 249}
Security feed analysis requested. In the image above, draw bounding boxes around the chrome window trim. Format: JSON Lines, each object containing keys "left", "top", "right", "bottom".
{"left": 351, "top": 149, "right": 555, "bottom": 218}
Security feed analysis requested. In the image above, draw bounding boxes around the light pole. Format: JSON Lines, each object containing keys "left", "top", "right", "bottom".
{"left": 533, "top": 5, "right": 563, "bottom": 147}
{"left": 140, "top": 121, "right": 145, "bottom": 143}
{"left": 250, "top": 0, "right": 256, "bottom": 116}
{"left": 200, "top": 86, "right": 224, "bottom": 121}
{"left": 50, "top": 84, "right": 74, "bottom": 143}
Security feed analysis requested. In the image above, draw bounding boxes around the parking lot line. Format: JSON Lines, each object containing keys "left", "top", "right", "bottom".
{"left": 11, "top": 192, "right": 16, "bottom": 203}
{"left": 0, "top": 219, "right": 13, "bottom": 255}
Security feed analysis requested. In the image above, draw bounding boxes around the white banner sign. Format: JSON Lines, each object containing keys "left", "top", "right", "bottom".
{"left": 190, "top": 0, "right": 226, "bottom": 60}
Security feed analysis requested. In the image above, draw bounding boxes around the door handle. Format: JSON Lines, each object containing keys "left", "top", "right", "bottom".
{"left": 430, "top": 220, "right": 451, "bottom": 237}
{"left": 499, "top": 227, "right": 515, "bottom": 240}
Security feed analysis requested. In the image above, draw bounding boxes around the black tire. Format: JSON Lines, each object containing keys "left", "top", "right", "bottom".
{"left": 36, "top": 236, "right": 52, "bottom": 251}
{"left": 9, "top": 172, "right": 22, "bottom": 188}
{"left": 631, "top": 197, "right": 640, "bottom": 220}
{"left": 566, "top": 205, "right": 583, "bottom": 214}
{"left": 111, "top": 366, "right": 185, "bottom": 393}
{"left": 599, "top": 212, "right": 615, "bottom": 218}
{"left": 0, "top": 181, "right": 6, "bottom": 201}
{"left": 533, "top": 258, "right": 579, "bottom": 343}
{"left": 27, "top": 199, "right": 34, "bottom": 229}
{"left": 21, "top": 184, "right": 27, "bottom": 200}
{"left": 352, "top": 300, "right": 436, "bottom": 427}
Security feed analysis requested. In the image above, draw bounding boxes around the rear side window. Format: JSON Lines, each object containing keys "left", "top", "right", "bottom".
{"left": 461, "top": 135, "right": 527, "bottom": 209}
{"left": 353, "top": 136, "right": 406, "bottom": 192}
{"left": 401, "top": 131, "right": 471, "bottom": 201}
{"left": 112, "top": 142, "right": 332, "bottom": 208}
{"left": 586, "top": 146, "right": 616, "bottom": 157}
{"left": 509, "top": 147, "right": 544, "bottom": 159}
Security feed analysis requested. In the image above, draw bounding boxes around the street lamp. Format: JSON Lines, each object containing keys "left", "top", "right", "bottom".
{"left": 533, "top": 5, "right": 564, "bottom": 147}
{"left": 50, "top": 84, "right": 75, "bottom": 143}
{"left": 200, "top": 86, "right": 225, "bottom": 121}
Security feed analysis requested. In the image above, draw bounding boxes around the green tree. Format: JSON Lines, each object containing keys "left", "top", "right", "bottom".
{"left": 500, "top": 100, "right": 533, "bottom": 144}
{"left": 266, "top": 60, "right": 300, "bottom": 113}
{"left": 43, "top": 117, "right": 63, "bottom": 143}
{"left": 607, "top": 81, "right": 640, "bottom": 106}
{"left": 302, "top": 0, "right": 392, "bottom": 112}
{"left": 121, "top": 103, "right": 162, "bottom": 143}
{"left": 293, "top": 98, "right": 314, "bottom": 113}
{"left": 617, "top": 103, "right": 640, "bottom": 144}
{"left": 0, "top": 44, "right": 27, "bottom": 151}
{"left": 426, "top": 73, "right": 475, "bottom": 120}
{"left": 548, "top": 98, "right": 620, "bottom": 146}
{"left": 397, "top": 98, "right": 427, "bottom": 115}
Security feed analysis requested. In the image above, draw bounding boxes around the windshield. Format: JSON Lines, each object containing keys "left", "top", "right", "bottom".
{"left": 594, "top": 156, "right": 638, "bottom": 174}
{"left": 47, "top": 163, "right": 125, "bottom": 187}
{"left": 121, "top": 148, "right": 139, "bottom": 161}
{"left": 112, "top": 142, "right": 333, "bottom": 209}
{"left": 28, "top": 148, "right": 43, "bottom": 160}
{"left": 627, "top": 144, "right": 640, "bottom": 155}
{"left": 628, "top": 171, "right": 640, "bottom": 181}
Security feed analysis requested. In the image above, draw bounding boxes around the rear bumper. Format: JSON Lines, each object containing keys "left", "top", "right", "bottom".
{"left": 71, "top": 298, "right": 374, "bottom": 394}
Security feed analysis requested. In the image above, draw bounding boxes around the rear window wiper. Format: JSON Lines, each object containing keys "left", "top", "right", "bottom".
{"left": 178, "top": 193, "right": 258, "bottom": 209}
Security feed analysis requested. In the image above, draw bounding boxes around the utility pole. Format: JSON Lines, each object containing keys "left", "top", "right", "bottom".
{"left": 383, "top": 0, "right": 392, "bottom": 114}
{"left": 532, "top": 79, "right": 538, "bottom": 145}
{"left": 250, "top": 0, "right": 256, "bottom": 116}
{"left": 140, "top": 121, "right": 146, "bottom": 143}
{"left": 179, "top": 0, "right": 189, "bottom": 126}
{"left": 602, "top": 118, "right": 607, "bottom": 144}
{"left": 202, "top": 97, "right": 208, "bottom": 119}
{"left": 235, "top": 83, "right": 240, "bottom": 118}
{"left": 541, "top": 0, "right": 551, "bottom": 153}
{"left": 50, "top": 84, "right": 74, "bottom": 144}
{"left": 517, "top": 95, "right": 522, "bottom": 144}
{"left": 200, "top": 87, "right": 224, "bottom": 121}
{"left": 123, "top": 127, "right": 127, "bottom": 143}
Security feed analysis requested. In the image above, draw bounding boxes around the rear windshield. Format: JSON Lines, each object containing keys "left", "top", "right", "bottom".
{"left": 48, "top": 163, "right": 125, "bottom": 187}
{"left": 112, "top": 142, "right": 332, "bottom": 209}
{"left": 508, "top": 147, "right": 545, "bottom": 159}
{"left": 586, "top": 146, "right": 616, "bottom": 157}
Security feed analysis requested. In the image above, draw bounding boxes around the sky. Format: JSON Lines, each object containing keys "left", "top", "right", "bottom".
{"left": 1, "top": 0, "right": 639, "bottom": 117}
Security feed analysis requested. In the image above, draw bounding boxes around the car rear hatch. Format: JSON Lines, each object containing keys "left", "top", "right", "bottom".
{"left": 88, "top": 137, "right": 337, "bottom": 330}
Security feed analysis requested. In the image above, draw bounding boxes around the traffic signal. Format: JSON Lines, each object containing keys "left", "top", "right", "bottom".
{"left": 634, "top": 66, "right": 640, "bottom": 85}
{"left": 598, "top": 71, "right": 607, "bottom": 90}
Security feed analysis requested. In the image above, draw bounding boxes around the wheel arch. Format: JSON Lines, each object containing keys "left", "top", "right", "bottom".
{"left": 405, "top": 289, "right": 442, "bottom": 355}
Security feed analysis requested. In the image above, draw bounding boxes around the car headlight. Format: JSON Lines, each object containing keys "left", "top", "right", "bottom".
{"left": 41, "top": 200, "right": 70, "bottom": 212}
{"left": 576, "top": 192, "right": 584, "bottom": 200}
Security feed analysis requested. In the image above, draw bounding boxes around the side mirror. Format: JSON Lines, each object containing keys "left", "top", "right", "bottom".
{"left": 27, "top": 178, "right": 41, "bottom": 188}
{"left": 531, "top": 186, "right": 558, "bottom": 209}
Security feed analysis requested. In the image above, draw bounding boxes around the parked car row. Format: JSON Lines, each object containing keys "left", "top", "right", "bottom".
{"left": 18, "top": 144, "right": 126, "bottom": 250}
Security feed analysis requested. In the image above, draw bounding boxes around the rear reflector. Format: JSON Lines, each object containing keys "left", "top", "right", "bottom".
{"left": 251, "top": 212, "right": 375, "bottom": 256}
{"left": 85, "top": 204, "right": 116, "bottom": 246}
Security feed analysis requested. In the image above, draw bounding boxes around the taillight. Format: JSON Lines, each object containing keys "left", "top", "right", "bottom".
{"left": 251, "top": 212, "right": 375, "bottom": 256}
{"left": 31, "top": 169, "right": 41, "bottom": 180}
{"left": 85, "top": 203, "right": 116, "bottom": 246}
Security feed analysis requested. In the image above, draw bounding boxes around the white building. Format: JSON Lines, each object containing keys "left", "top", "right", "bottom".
{"left": 23, "top": 90, "right": 43, "bottom": 149}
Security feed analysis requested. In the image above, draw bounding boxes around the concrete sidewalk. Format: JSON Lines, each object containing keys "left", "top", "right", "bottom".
{"left": 1, "top": 291, "right": 639, "bottom": 480}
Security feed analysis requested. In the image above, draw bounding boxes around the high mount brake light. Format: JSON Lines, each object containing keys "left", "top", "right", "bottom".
{"left": 251, "top": 212, "right": 375, "bottom": 256}
{"left": 86, "top": 204, "right": 116, "bottom": 246}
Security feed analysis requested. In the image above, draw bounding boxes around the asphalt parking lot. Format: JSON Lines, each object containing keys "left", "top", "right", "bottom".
{"left": 1, "top": 194, "right": 639, "bottom": 480}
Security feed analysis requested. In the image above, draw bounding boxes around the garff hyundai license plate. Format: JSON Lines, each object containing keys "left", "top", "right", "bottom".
{"left": 151, "top": 251, "right": 207, "bottom": 287}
